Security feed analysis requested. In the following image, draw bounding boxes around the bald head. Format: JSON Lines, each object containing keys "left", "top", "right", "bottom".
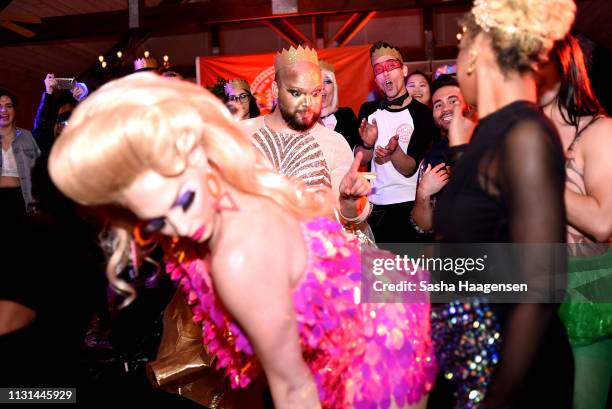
{"left": 273, "top": 61, "right": 323, "bottom": 131}
{"left": 275, "top": 61, "right": 321, "bottom": 86}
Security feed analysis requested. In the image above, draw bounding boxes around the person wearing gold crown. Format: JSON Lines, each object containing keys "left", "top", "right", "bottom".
{"left": 430, "top": 0, "right": 577, "bottom": 408}
{"left": 223, "top": 79, "right": 260, "bottom": 121}
{"left": 134, "top": 56, "right": 159, "bottom": 73}
{"left": 48, "top": 72, "right": 435, "bottom": 408}
{"left": 355, "top": 41, "right": 437, "bottom": 244}
{"left": 242, "top": 45, "right": 373, "bottom": 232}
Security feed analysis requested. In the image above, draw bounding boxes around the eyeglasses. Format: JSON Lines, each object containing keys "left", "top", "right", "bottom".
{"left": 227, "top": 93, "right": 250, "bottom": 103}
{"left": 373, "top": 59, "right": 403, "bottom": 76}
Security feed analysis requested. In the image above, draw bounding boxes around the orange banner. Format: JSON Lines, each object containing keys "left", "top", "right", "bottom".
{"left": 196, "top": 45, "right": 374, "bottom": 115}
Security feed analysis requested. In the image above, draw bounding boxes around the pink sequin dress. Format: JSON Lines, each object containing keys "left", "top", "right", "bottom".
{"left": 165, "top": 217, "right": 436, "bottom": 408}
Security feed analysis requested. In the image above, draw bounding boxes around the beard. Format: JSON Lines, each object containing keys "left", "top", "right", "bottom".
{"left": 280, "top": 104, "right": 320, "bottom": 132}
{"left": 434, "top": 118, "right": 450, "bottom": 132}
{"left": 434, "top": 111, "right": 454, "bottom": 132}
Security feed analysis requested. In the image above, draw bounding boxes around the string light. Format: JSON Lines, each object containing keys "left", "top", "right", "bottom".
{"left": 163, "top": 55, "right": 169, "bottom": 62}
{"left": 144, "top": 51, "right": 150, "bottom": 58}
{"left": 102, "top": 61, "right": 107, "bottom": 68}
{"left": 116, "top": 51, "right": 123, "bottom": 58}
{"left": 457, "top": 26, "right": 467, "bottom": 43}
{"left": 98, "top": 55, "right": 104, "bottom": 62}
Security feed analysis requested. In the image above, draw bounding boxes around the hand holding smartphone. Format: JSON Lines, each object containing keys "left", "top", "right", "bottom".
{"left": 54, "top": 78, "right": 75, "bottom": 90}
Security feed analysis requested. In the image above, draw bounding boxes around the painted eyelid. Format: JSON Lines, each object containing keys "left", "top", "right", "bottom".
{"left": 175, "top": 190, "right": 196, "bottom": 211}
{"left": 143, "top": 218, "right": 166, "bottom": 233}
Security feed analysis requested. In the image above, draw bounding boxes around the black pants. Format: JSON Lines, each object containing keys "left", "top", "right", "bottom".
{"left": 0, "top": 187, "right": 25, "bottom": 218}
{"left": 369, "top": 201, "right": 420, "bottom": 244}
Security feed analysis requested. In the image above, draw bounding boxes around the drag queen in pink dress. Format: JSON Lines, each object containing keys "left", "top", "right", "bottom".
{"left": 49, "top": 73, "right": 435, "bottom": 408}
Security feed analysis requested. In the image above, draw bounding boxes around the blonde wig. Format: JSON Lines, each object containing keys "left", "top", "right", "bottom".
{"left": 320, "top": 68, "right": 339, "bottom": 118}
{"left": 462, "top": 0, "right": 575, "bottom": 74}
{"left": 49, "top": 73, "right": 331, "bottom": 302}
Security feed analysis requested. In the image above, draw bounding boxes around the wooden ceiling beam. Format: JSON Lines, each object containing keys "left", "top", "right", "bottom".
{"left": 262, "top": 19, "right": 311, "bottom": 47}
{"left": 336, "top": 11, "right": 376, "bottom": 47}
{"left": 0, "top": 0, "right": 472, "bottom": 46}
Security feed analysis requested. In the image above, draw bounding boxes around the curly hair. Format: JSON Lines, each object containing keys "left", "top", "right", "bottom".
{"left": 462, "top": 0, "right": 576, "bottom": 74}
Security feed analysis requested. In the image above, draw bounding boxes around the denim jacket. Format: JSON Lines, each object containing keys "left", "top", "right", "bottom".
{"left": 0, "top": 127, "right": 41, "bottom": 212}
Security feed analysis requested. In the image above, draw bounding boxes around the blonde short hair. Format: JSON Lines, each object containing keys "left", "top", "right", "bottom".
{"left": 321, "top": 68, "right": 339, "bottom": 118}
{"left": 463, "top": 0, "right": 575, "bottom": 73}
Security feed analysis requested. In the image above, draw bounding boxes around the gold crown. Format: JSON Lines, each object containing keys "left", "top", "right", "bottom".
{"left": 224, "top": 79, "right": 250, "bottom": 94}
{"left": 133, "top": 57, "right": 159, "bottom": 71}
{"left": 274, "top": 45, "right": 319, "bottom": 72}
{"left": 319, "top": 60, "right": 335, "bottom": 73}
{"left": 371, "top": 46, "right": 403, "bottom": 64}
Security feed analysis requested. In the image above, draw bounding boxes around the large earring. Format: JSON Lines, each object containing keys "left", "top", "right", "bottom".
{"left": 206, "top": 173, "right": 239, "bottom": 212}
{"left": 133, "top": 223, "right": 154, "bottom": 246}
{"left": 467, "top": 49, "right": 477, "bottom": 76}
{"left": 206, "top": 173, "right": 221, "bottom": 197}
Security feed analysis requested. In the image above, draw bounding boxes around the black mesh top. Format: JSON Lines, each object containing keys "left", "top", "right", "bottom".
{"left": 433, "top": 100, "right": 574, "bottom": 408}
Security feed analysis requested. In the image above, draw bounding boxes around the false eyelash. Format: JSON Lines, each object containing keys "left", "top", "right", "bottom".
{"left": 176, "top": 190, "right": 195, "bottom": 212}
{"left": 143, "top": 218, "right": 166, "bottom": 234}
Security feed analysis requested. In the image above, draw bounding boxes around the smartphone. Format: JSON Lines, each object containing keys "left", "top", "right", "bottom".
{"left": 55, "top": 78, "right": 75, "bottom": 90}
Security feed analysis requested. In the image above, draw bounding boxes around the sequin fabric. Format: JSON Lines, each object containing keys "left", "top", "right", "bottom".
{"left": 251, "top": 126, "right": 332, "bottom": 189}
{"left": 165, "top": 217, "right": 436, "bottom": 408}
{"left": 430, "top": 299, "right": 501, "bottom": 409}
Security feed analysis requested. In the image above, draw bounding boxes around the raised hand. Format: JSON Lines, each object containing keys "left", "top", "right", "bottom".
{"left": 71, "top": 82, "right": 88, "bottom": 102}
{"left": 418, "top": 163, "right": 450, "bottom": 197}
{"left": 374, "top": 134, "right": 398, "bottom": 164}
{"left": 340, "top": 152, "right": 371, "bottom": 201}
{"left": 44, "top": 73, "right": 56, "bottom": 94}
{"left": 359, "top": 118, "right": 378, "bottom": 148}
{"left": 448, "top": 103, "right": 476, "bottom": 147}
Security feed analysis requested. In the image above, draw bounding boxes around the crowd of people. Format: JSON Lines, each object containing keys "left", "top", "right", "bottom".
{"left": 1, "top": 0, "right": 611, "bottom": 408}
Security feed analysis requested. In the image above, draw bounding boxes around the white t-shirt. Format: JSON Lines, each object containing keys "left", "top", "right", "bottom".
{"left": 367, "top": 108, "right": 420, "bottom": 205}
{"left": 1, "top": 146, "right": 19, "bottom": 177}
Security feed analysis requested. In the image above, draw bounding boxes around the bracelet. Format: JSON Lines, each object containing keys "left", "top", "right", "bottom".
{"left": 362, "top": 142, "right": 374, "bottom": 150}
{"left": 339, "top": 200, "right": 372, "bottom": 224}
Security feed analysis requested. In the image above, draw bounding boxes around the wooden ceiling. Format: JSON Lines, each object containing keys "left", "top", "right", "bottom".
{"left": 1, "top": 0, "right": 609, "bottom": 125}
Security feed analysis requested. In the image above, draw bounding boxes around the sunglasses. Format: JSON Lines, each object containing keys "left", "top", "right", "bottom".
{"left": 373, "top": 59, "right": 403, "bottom": 76}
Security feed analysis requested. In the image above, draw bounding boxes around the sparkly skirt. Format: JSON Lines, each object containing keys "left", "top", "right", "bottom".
{"left": 430, "top": 299, "right": 501, "bottom": 409}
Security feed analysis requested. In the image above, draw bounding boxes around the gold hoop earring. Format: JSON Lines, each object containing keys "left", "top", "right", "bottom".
{"left": 206, "top": 172, "right": 239, "bottom": 212}
{"left": 133, "top": 223, "right": 154, "bottom": 246}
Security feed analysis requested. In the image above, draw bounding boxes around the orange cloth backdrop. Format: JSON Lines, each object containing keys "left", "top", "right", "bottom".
{"left": 197, "top": 45, "right": 374, "bottom": 116}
